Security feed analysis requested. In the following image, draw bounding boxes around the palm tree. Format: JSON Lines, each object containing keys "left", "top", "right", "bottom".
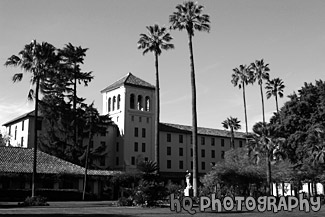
{"left": 231, "top": 65, "right": 253, "bottom": 135}
{"left": 246, "top": 122, "right": 285, "bottom": 196}
{"left": 4, "top": 40, "right": 57, "bottom": 197}
{"left": 169, "top": 0, "right": 210, "bottom": 197}
{"left": 265, "top": 77, "right": 285, "bottom": 113}
{"left": 222, "top": 117, "right": 241, "bottom": 149}
{"left": 59, "top": 43, "right": 93, "bottom": 147}
{"left": 250, "top": 59, "right": 270, "bottom": 124}
{"left": 137, "top": 24, "right": 174, "bottom": 171}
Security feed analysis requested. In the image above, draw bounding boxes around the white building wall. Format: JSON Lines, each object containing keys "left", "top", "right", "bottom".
{"left": 6, "top": 119, "right": 29, "bottom": 148}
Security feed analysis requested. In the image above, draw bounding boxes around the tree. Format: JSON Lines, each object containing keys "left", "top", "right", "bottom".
{"left": 266, "top": 77, "right": 285, "bottom": 113}
{"left": 58, "top": 43, "right": 93, "bottom": 147}
{"left": 250, "top": 59, "right": 270, "bottom": 124}
{"left": 170, "top": 0, "right": 210, "bottom": 197}
{"left": 246, "top": 122, "right": 285, "bottom": 195}
{"left": 231, "top": 65, "right": 253, "bottom": 135}
{"left": 4, "top": 40, "right": 58, "bottom": 197}
{"left": 222, "top": 117, "right": 241, "bottom": 149}
{"left": 137, "top": 24, "right": 174, "bottom": 172}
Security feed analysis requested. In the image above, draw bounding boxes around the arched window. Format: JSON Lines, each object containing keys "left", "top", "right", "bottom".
{"left": 145, "top": 96, "right": 150, "bottom": 111}
{"left": 130, "top": 94, "right": 135, "bottom": 109}
{"left": 108, "top": 98, "right": 111, "bottom": 112}
{"left": 113, "top": 96, "right": 116, "bottom": 111}
{"left": 137, "top": 95, "right": 143, "bottom": 111}
{"left": 117, "top": 95, "right": 121, "bottom": 110}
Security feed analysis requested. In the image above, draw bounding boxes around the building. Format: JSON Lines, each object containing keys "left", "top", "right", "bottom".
{"left": 3, "top": 73, "right": 246, "bottom": 181}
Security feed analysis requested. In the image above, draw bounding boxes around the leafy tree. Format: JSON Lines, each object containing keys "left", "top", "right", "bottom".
{"left": 266, "top": 77, "right": 285, "bottom": 113}
{"left": 231, "top": 65, "right": 253, "bottom": 135}
{"left": 246, "top": 122, "right": 285, "bottom": 195}
{"left": 137, "top": 24, "right": 174, "bottom": 172}
{"left": 221, "top": 116, "right": 241, "bottom": 149}
{"left": 4, "top": 40, "right": 58, "bottom": 197}
{"left": 0, "top": 131, "right": 10, "bottom": 146}
{"left": 250, "top": 59, "right": 270, "bottom": 124}
{"left": 169, "top": 0, "right": 210, "bottom": 197}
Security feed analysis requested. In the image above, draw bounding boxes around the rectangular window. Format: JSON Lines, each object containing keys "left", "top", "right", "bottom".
{"left": 211, "top": 150, "right": 215, "bottom": 158}
{"left": 179, "top": 147, "right": 183, "bottom": 156}
{"left": 221, "top": 139, "right": 225, "bottom": 147}
{"left": 134, "top": 127, "right": 138, "bottom": 137}
{"left": 190, "top": 136, "right": 192, "bottom": 144}
{"left": 211, "top": 138, "right": 215, "bottom": 146}
{"left": 239, "top": 141, "right": 243, "bottom": 147}
{"left": 14, "top": 126, "right": 17, "bottom": 140}
{"left": 191, "top": 161, "right": 193, "bottom": 170}
{"left": 142, "top": 128, "right": 146, "bottom": 138}
{"left": 221, "top": 151, "right": 225, "bottom": 159}
{"left": 179, "top": 161, "right": 184, "bottom": 170}
{"left": 9, "top": 126, "right": 11, "bottom": 136}
{"left": 179, "top": 135, "right": 183, "bottom": 143}
{"left": 139, "top": 116, "right": 142, "bottom": 122}
{"left": 201, "top": 137, "right": 205, "bottom": 145}
{"left": 116, "top": 142, "right": 119, "bottom": 152}
{"left": 21, "top": 137, "right": 24, "bottom": 147}
{"left": 146, "top": 117, "right": 149, "bottom": 123}
{"left": 167, "top": 160, "right": 171, "bottom": 169}
{"left": 131, "top": 115, "right": 134, "bottom": 121}
{"left": 201, "top": 149, "right": 205, "bottom": 158}
{"left": 167, "top": 147, "right": 171, "bottom": 156}
{"left": 100, "top": 156, "right": 105, "bottom": 166}
{"left": 191, "top": 148, "right": 193, "bottom": 157}
{"left": 167, "top": 133, "right": 171, "bottom": 142}
{"left": 142, "top": 143, "right": 146, "bottom": 152}
{"left": 145, "top": 157, "right": 148, "bottom": 162}
{"left": 211, "top": 162, "right": 216, "bottom": 166}
{"left": 22, "top": 120, "right": 24, "bottom": 131}
{"left": 134, "top": 142, "right": 138, "bottom": 152}
{"left": 131, "top": 157, "right": 135, "bottom": 165}
{"left": 116, "top": 157, "right": 119, "bottom": 165}
{"left": 202, "top": 162, "right": 206, "bottom": 170}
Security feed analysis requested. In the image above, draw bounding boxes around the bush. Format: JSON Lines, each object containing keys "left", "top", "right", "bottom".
{"left": 117, "top": 196, "right": 133, "bottom": 206}
{"left": 133, "top": 182, "right": 167, "bottom": 207}
{"left": 18, "top": 195, "right": 49, "bottom": 206}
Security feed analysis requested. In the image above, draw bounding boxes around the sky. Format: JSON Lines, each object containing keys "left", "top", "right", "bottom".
{"left": 1, "top": 0, "right": 325, "bottom": 133}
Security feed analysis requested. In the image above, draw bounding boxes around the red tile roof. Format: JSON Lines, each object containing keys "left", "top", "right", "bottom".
{"left": 0, "top": 146, "right": 120, "bottom": 176}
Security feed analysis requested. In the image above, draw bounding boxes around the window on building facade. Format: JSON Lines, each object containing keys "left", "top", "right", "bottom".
{"left": 211, "top": 138, "right": 215, "bottom": 146}
{"left": 37, "top": 120, "right": 42, "bottom": 130}
{"left": 112, "top": 96, "right": 116, "bottom": 111}
{"left": 201, "top": 149, "right": 205, "bottom": 158}
{"left": 167, "top": 147, "right": 171, "bottom": 156}
{"left": 131, "top": 157, "right": 135, "bottom": 165}
{"left": 179, "top": 161, "right": 184, "bottom": 170}
{"left": 100, "top": 156, "right": 105, "bottom": 166}
{"left": 134, "top": 127, "right": 138, "bottom": 137}
{"left": 130, "top": 94, "right": 135, "bottom": 109}
{"left": 142, "top": 128, "right": 146, "bottom": 138}
{"left": 191, "top": 161, "right": 193, "bottom": 170}
{"left": 145, "top": 157, "right": 148, "bottom": 161}
{"left": 131, "top": 115, "right": 134, "bottom": 121}
{"left": 202, "top": 162, "right": 206, "bottom": 170}
{"left": 134, "top": 142, "right": 138, "bottom": 152}
{"left": 239, "top": 140, "right": 243, "bottom": 147}
{"left": 22, "top": 120, "right": 24, "bottom": 131}
{"left": 211, "top": 150, "right": 215, "bottom": 158}
{"left": 179, "top": 147, "right": 183, "bottom": 156}
{"left": 221, "top": 139, "right": 225, "bottom": 147}
{"left": 108, "top": 98, "right": 111, "bottom": 112}
{"left": 221, "top": 151, "right": 225, "bottom": 159}
{"left": 146, "top": 117, "right": 149, "bottom": 123}
{"left": 116, "top": 142, "right": 119, "bottom": 152}
{"left": 167, "top": 133, "right": 171, "bottom": 142}
{"left": 142, "top": 143, "right": 146, "bottom": 152}
{"left": 21, "top": 137, "right": 24, "bottom": 147}
{"left": 167, "top": 160, "right": 171, "bottom": 169}
{"left": 179, "top": 135, "right": 183, "bottom": 143}
{"left": 137, "top": 95, "right": 143, "bottom": 110}
{"left": 191, "top": 148, "right": 193, "bottom": 157}
{"left": 211, "top": 162, "right": 216, "bottom": 166}
{"left": 116, "top": 157, "right": 119, "bottom": 165}
{"left": 201, "top": 137, "right": 205, "bottom": 145}
{"left": 139, "top": 116, "right": 142, "bottom": 122}
{"left": 14, "top": 126, "right": 17, "bottom": 140}
{"left": 117, "top": 94, "right": 121, "bottom": 110}
{"left": 145, "top": 96, "right": 150, "bottom": 111}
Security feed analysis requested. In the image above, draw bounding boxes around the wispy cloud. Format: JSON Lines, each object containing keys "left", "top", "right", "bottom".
{"left": 0, "top": 100, "right": 33, "bottom": 127}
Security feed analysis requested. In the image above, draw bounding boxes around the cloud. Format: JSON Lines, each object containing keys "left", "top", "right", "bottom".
{"left": 0, "top": 100, "right": 34, "bottom": 127}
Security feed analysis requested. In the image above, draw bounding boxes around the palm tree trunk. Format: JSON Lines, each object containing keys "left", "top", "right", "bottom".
{"left": 154, "top": 52, "right": 160, "bottom": 172}
{"left": 188, "top": 33, "right": 198, "bottom": 197}
{"left": 275, "top": 93, "right": 279, "bottom": 113}
{"left": 74, "top": 70, "right": 77, "bottom": 147}
{"left": 242, "top": 82, "right": 248, "bottom": 135}
{"left": 231, "top": 128, "right": 234, "bottom": 149}
{"left": 266, "top": 151, "right": 272, "bottom": 196}
{"left": 260, "top": 84, "right": 265, "bottom": 124}
{"left": 82, "top": 126, "right": 92, "bottom": 201}
{"left": 32, "top": 78, "right": 40, "bottom": 198}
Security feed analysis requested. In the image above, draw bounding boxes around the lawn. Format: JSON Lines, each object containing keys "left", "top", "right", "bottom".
{"left": 0, "top": 201, "right": 324, "bottom": 217}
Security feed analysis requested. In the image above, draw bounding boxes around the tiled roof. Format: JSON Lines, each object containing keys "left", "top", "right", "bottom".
{"left": 100, "top": 73, "right": 155, "bottom": 93}
{"left": 0, "top": 146, "right": 120, "bottom": 176}
{"left": 159, "top": 123, "right": 246, "bottom": 139}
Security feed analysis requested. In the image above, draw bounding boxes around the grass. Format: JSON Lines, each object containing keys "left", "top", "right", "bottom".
{"left": 0, "top": 201, "right": 324, "bottom": 217}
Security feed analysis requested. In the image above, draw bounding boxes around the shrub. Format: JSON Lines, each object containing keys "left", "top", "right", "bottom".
{"left": 133, "top": 182, "right": 167, "bottom": 207}
{"left": 18, "top": 195, "right": 49, "bottom": 206}
{"left": 117, "top": 196, "right": 133, "bottom": 206}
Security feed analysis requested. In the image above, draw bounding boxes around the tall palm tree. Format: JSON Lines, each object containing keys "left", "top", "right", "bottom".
{"left": 4, "top": 40, "right": 58, "bottom": 197}
{"left": 246, "top": 122, "right": 285, "bottom": 195}
{"left": 251, "top": 59, "right": 270, "bottom": 124}
{"left": 59, "top": 43, "right": 93, "bottom": 147}
{"left": 231, "top": 65, "right": 253, "bottom": 135}
{"left": 222, "top": 117, "right": 241, "bottom": 149}
{"left": 265, "top": 77, "right": 285, "bottom": 113}
{"left": 137, "top": 24, "right": 174, "bottom": 171}
{"left": 170, "top": 0, "right": 210, "bottom": 197}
